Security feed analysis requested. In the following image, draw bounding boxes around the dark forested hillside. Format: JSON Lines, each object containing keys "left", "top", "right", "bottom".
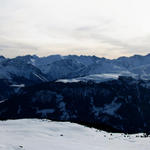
{"left": 0, "top": 76, "right": 150, "bottom": 134}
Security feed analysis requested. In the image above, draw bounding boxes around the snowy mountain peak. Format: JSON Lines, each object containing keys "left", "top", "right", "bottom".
{"left": 1, "top": 53, "right": 150, "bottom": 84}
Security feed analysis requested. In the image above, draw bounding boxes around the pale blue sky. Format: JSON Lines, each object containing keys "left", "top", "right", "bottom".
{"left": 0, "top": 0, "right": 150, "bottom": 58}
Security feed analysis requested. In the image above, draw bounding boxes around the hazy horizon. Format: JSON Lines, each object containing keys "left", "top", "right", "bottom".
{"left": 1, "top": 52, "right": 150, "bottom": 60}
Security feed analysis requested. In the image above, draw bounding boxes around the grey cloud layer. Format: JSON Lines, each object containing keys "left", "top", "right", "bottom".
{"left": 0, "top": 0, "right": 150, "bottom": 58}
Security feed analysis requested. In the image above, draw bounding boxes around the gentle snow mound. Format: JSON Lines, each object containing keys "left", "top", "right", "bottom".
{"left": 0, "top": 119, "right": 149, "bottom": 150}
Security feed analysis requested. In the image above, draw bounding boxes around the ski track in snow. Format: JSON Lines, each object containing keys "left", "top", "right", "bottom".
{"left": 0, "top": 119, "right": 149, "bottom": 150}
{"left": 33, "top": 73, "right": 48, "bottom": 82}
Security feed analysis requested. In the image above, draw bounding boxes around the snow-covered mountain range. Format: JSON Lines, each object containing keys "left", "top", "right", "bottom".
{"left": 1, "top": 53, "right": 150, "bottom": 84}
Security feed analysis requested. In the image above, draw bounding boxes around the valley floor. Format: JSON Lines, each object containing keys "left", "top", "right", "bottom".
{"left": 0, "top": 119, "right": 149, "bottom": 150}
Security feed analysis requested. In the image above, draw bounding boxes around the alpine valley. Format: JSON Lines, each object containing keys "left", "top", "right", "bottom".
{"left": 1, "top": 54, "right": 150, "bottom": 134}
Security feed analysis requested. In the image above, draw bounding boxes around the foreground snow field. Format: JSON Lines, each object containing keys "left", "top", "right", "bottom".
{"left": 0, "top": 119, "right": 149, "bottom": 150}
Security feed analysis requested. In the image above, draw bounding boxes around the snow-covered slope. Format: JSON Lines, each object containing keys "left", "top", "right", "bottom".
{"left": 0, "top": 55, "right": 48, "bottom": 83}
{"left": 0, "top": 119, "right": 149, "bottom": 150}
{"left": 32, "top": 55, "right": 63, "bottom": 73}
{"left": 33, "top": 53, "right": 150, "bottom": 80}
{"left": 112, "top": 54, "right": 150, "bottom": 69}
{"left": 0, "top": 56, "right": 5, "bottom": 62}
{"left": 45, "top": 59, "right": 85, "bottom": 80}
{"left": 57, "top": 72, "right": 137, "bottom": 83}
{"left": 1, "top": 53, "right": 150, "bottom": 83}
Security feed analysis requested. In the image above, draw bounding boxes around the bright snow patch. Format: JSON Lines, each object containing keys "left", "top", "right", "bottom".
{"left": 57, "top": 72, "right": 139, "bottom": 83}
{"left": 57, "top": 79, "right": 80, "bottom": 83}
{"left": 57, "top": 73, "right": 120, "bottom": 83}
{"left": 0, "top": 119, "right": 149, "bottom": 150}
{"left": 10, "top": 84, "right": 25, "bottom": 88}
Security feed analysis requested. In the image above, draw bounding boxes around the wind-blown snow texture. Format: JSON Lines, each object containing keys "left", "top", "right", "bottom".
{"left": 0, "top": 119, "right": 149, "bottom": 150}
